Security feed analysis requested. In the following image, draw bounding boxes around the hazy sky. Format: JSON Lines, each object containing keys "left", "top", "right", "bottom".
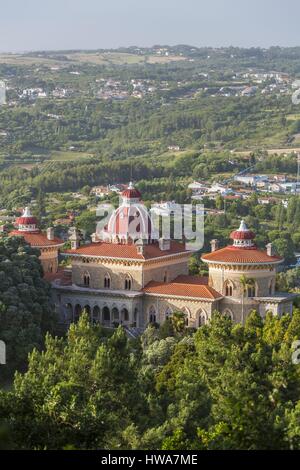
{"left": 0, "top": 0, "right": 299, "bottom": 52}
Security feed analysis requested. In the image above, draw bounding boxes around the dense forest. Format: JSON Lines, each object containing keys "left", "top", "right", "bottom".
{"left": 0, "top": 237, "right": 55, "bottom": 377}
{"left": 1, "top": 311, "right": 300, "bottom": 450}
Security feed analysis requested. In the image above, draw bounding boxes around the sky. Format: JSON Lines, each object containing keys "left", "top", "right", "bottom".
{"left": 0, "top": 0, "right": 299, "bottom": 52}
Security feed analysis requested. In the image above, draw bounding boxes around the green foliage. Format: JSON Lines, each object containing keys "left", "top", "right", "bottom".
{"left": 0, "top": 236, "right": 55, "bottom": 376}
{"left": 1, "top": 310, "right": 300, "bottom": 450}
{"left": 0, "top": 314, "right": 146, "bottom": 449}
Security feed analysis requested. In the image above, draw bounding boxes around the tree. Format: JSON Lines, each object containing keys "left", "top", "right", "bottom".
{"left": 0, "top": 236, "right": 55, "bottom": 377}
{"left": 170, "top": 312, "right": 186, "bottom": 335}
{"left": 0, "top": 315, "right": 147, "bottom": 449}
{"left": 2, "top": 308, "right": 300, "bottom": 450}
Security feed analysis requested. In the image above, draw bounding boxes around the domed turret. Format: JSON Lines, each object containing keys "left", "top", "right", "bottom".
{"left": 121, "top": 182, "right": 142, "bottom": 202}
{"left": 11, "top": 206, "right": 64, "bottom": 274}
{"left": 15, "top": 207, "right": 39, "bottom": 232}
{"left": 230, "top": 220, "right": 256, "bottom": 249}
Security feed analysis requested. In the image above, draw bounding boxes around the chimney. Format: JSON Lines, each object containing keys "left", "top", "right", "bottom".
{"left": 135, "top": 239, "right": 145, "bottom": 255}
{"left": 69, "top": 229, "right": 81, "bottom": 250}
{"left": 159, "top": 238, "right": 171, "bottom": 251}
{"left": 47, "top": 227, "right": 54, "bottom": 241}
{"left": 266, "top": 243, "right": 275, "bottom": 257}
{"left": 91, "top": 232, "right": 100, "bottom": 243}
{"left": 210, "top": 239, "right": 219, "bottom": 252}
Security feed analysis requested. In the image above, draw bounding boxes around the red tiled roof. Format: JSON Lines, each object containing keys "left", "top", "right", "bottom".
{"left": 10, "top": 231, "right": 64, "bottom": 248}
{"left": 122, "top": 187, "right": 142, "bottom": 199}
{"left": 224, "top": 195, "right": 241, "bottom": 200}
{"left": 202, "top": 246, "right": 283, "bottom": 264}
{"left": 64, "top": 240, "right": 189, "bottom": 260}
{"left": 143, "top": 275, "right": 222, "bottom": 300}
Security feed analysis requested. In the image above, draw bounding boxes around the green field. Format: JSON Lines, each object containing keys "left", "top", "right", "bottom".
{"left": 0, "top": 51, "right": 186, "bottom": 67}
{"left": 49, "top": 150, "right": 93, "bottom": 161}
{"left": 287, "top": 114, "right": 300, "bottom": 121}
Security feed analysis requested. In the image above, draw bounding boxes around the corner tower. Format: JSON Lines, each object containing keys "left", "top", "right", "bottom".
{"left": 202, "top": 220, "right": 293, "bottom": 321}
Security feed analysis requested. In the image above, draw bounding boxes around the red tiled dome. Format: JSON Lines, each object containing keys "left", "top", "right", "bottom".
{"left": 230, "top": 229, "right": 256, "bottom": 240}
{"left": 121, "top": 182, "right": 141, "bottom": 200}
{"left": 15, "top": 216, "right": 38, "bottom": 226}
{"left": 106, "top": 204, "right": 152, "bottom": 240}
{"left": 15, "top": 207, "right": 39, "bottom": 232}
{"left": 99, "top": 182, "right": 157, "bottom": 243}
{"left": 230, "top": 220, "right": 256, "bottom": 241}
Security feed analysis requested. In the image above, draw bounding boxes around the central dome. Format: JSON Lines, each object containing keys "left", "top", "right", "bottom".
{"left": 101, "top": 183, "right": 156, "bottom": 244}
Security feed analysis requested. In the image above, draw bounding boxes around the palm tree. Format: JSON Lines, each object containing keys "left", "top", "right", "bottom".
{"left": 171, "top": 311, "right": 186, "bottom": 335}
{"left": 240, "top": 275, "right": 256, "bottom": 325}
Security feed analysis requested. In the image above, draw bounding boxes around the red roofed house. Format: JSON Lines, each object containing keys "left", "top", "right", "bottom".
{"left": 10, "top": 207, "right": 64, "bottom": 274}
{"left": 49, "top": 184, "right": 294, "bottom": 331}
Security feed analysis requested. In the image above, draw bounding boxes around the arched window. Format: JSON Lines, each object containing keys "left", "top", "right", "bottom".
{"left": 125, "top": 275, "right": 132, "bottom": 291}
{"left": 104, "top": 274, "right": 111, "bottom": 289}
{"left": 163, "top": 271, "right": 168, "bottom": 283}
{"left": 112, "top": 307, "right": 119, "bottom": 321}
{"left": 224, "top": 280, "right": 233, "bottom": 297}
{"left": 197, "top": 309, "right": 207, "bottom": 327}
{"left": 103, "top": 306, "right": 110, "bottom": 323}
{"left": 83, "top": 272, "right": 90, "bottom": 287}
{"left": 269, "top": 279, "right": 274, "bottom": 296}
{"left": 65, "top": 303, "right": 73, "bottom": 324}
{"left": 83, "top": 305, "right": 91, "bottom": 316}
{"left": 165, "top": 307, "right": 172, "bottom": 320}
{"left": 224, "top": 309, "right": 234, "bottom": 321}
{"left": 74, "top": 304, "right": 82, "bottom": 322}
{"left": 149, "top": 306, "right": 156, "bottom": 324}
{"left": 92, "top": 306, "right": 100, "bottom": 324}
{"left": 247, "top": 285, "right": 256, "bottom": 298}
{"left": 182, "top": 307, "right": 191, "bottom": 327}
{"left": 121, "top": 308, "right": 129, "bottom": 322}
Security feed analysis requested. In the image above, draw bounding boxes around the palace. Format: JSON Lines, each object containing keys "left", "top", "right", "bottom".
{"left": 10, "top": 207, "right": 64, "bottom": 273}
{"left": 47, "top": 183, "right": 295, "bottom": 332}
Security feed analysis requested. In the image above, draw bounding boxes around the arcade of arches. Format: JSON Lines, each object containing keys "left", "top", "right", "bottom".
{"left": 64, "top": 302, "right": 138, "bottom": 328}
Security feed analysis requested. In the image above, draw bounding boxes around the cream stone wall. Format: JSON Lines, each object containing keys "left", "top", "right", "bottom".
{"left": 208, "top": 264, "right": 277, "bottom": 298}
{"left": 40, "top": 247, "right": 59, "bottom": 273}
{"left": 143, "top": 257, "right": 189, "bottom": 285}
{"left": 71, "top": 259, "right": 144, "bottom": 291}
{"left": 142, "top": 295, "right": 219, "bottom": 327}
{"left": 218, "top": 297, "right": 259, "bottom": 323}
{"left": 258, "top": 301, "right": 293, "bottom": 318}
{"left": 71, "top": 254, "right": 190, "bottom": 291}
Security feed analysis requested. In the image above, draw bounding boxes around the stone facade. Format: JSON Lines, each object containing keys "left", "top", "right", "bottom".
{"left": 208, "top": 264, "right": 276, "bottom": 298}
{"left": 52, "top": 251, "right": 196, "bottom": 329}
{"left": 70, "top": 254, "right": 190, "bottom": 291}
{"left": 142, "top": 296, "right": 220, "bottom": 327}
{"left": 51, "top": 191, "right": 296, "bottom": 331}
{"left": 40, "top": 246, "right": 60, "bottom": 273}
